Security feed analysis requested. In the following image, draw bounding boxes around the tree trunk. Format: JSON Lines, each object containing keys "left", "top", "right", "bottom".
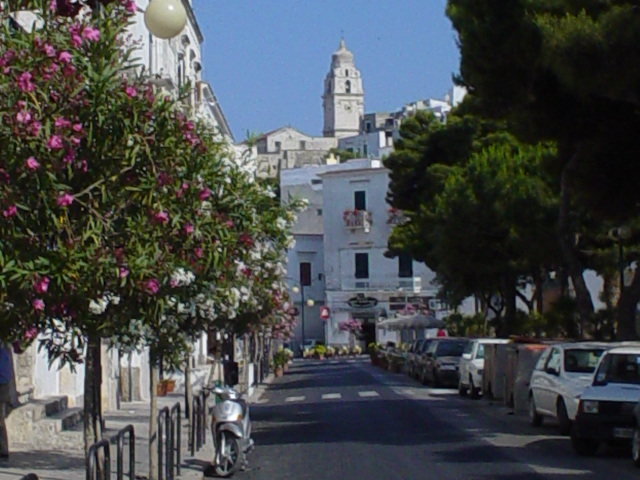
{"left": 83, "top": 332, "right": 103, "bottom": 460}
{"left": 149, "top": 359, "right": 159, "bottom": 480}
{"left": 503, "top": 279, "right": 517, "bottom": 337}
{"left": 616, "top": 268, "right": 640, "bottom": 340}
{"left": 558, "top": 152, "right": 594, "bottom": 338}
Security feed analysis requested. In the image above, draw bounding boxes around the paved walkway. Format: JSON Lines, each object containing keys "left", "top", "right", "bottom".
{"left": 0, "top": 370, "right": 273, "bottom": 480}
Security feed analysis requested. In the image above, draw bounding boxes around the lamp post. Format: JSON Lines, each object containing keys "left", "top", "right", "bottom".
{"left": 291, "top": 283, "right": 315, "bottom": 354}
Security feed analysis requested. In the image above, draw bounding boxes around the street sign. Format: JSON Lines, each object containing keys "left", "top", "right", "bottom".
{"left": 320, "top": 306, "right": 331, "bottom": 320}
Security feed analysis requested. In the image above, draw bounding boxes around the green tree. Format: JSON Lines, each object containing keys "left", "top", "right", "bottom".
{"left": 446, "top": 0, "right": 640, "bottom": 338}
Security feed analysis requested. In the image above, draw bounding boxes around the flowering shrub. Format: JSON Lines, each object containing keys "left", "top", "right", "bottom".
{"left": 338, "top": 318, "right": 363, "bottom": 332}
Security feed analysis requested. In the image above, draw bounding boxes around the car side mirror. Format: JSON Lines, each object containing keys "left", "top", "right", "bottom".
{"left": 462, "top": 353, "right": 472, "bottom": 360}
{"left": 546, "top": 367, "right": 559, "bottom": 376}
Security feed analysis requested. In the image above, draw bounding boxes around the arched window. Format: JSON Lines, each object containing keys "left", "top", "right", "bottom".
{"left": 345, "top": 80, "right": 351, "bottom": 93}
{"left": 345, "top": 69, "right": 349, "bottom": 77}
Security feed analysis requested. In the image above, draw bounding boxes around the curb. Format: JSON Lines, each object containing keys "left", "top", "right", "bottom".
{"left": 245, "top": 374, "right": 275, "bottom": 404}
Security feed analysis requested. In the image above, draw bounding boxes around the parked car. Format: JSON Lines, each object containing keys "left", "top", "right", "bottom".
{"left": 528, "top": 342, "right": 609, "bottom": 435}
{"left": 422, "top": 338, "right": 469, "bottom": 388}
{"left": 415, "top": 339, "right": 434, "bottom": 384}
{"left": 571, "top": 345, "right": 640, "bottom": 456}
{"left": 406, "top": 339, "right": 426, "bottom": 379}
{"left": 459, "top": 338, "right": 511, "bottom": 399}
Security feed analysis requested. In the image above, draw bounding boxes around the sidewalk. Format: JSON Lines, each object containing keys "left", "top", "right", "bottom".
{"left": 0, "top": 391, "right": 214, "bottom": 480}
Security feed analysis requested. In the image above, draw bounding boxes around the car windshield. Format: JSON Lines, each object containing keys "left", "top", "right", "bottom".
{"left": 436, "top": 341, "right": 467, "bottom": 357}
{"left": 476, "top": 344, "right": 485, "bottom": 360}
{"left": 594, "top": 353, "right": 640, "bottom": 385}
{"left": 564, "top": 348, "right": 605, "bottom": 373}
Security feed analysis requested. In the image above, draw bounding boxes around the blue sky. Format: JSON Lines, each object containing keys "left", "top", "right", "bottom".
{"left": 194, "top": 0, "right": 460, "bottom": 141}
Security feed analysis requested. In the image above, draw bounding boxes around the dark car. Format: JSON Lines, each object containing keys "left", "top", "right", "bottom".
{"left": 423, "top": 338, "right": 469, "bottom": 388}
{"left": 415, "top": 339, "right": 435, "bottom": 383}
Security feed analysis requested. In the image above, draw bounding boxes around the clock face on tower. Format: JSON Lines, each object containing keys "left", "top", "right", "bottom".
{"left": 344, "top": 104, "right": 352, "bottom": 111}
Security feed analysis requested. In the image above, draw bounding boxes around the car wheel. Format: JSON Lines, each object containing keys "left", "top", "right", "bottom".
{"left": 571, "top": 424, "right": 599, "bottom": 456}
{"left": 633, "top": 428, "right": 640, "bottom": 467}
{"left": 529, "top": 395, "right": 543, "bottom": 427}
{"left": 557, "top": 398, "right": 571, "bottom": 436}
{"left": 469, "top": 376, "right": 480, "bottom": 400}
{"left": 458, "top": 380, "right": 467, "bottom": 396}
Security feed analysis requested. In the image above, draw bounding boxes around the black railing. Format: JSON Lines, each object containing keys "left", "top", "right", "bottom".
{"left": 190, "top": 390, "right": 207, "bottom": 456}
{"left": 87, "top": 439, "right": 111, "bottom": 480}
{"left": 158, "top": 402, "right": 181, "bottom": 480}
{"left": 112, "top": 424, "right": 135, "bottom": 480}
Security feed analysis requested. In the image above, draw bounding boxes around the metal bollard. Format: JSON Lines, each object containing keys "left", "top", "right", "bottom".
{"left": 87, "top": 439, "right": 111, "bottom": 480}
{"left": 190, "top": 395, "right": 201, "bottom": 456}
{"left": 112, "top": 424, "right": 135, "bottom": 480}
{"left": 170, "top": 403, "right": 181, "bottom": 477}
{"left": 158, "top": 406, "right": 170, "bottom": 480}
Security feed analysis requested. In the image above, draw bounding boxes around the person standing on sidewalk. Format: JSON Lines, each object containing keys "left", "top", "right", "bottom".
{"left": 0, "top": 344, "right": 13, "bottom": 460}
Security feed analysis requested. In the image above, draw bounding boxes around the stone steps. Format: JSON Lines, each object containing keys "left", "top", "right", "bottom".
{"left": 7, "top": 395, "right": 84, "bottom": 451}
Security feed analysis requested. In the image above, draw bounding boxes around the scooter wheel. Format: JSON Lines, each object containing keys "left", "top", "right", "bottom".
{"left": 214, "top": 432, "right": 242, "bottom": 478}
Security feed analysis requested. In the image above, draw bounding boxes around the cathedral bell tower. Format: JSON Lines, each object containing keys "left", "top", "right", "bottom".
{"left": 322, "top": 39, "right": 364, "bottom": 138}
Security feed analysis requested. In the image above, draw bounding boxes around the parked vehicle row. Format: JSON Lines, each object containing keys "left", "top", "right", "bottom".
{"left": 401, "top": 337, "right": 640, "bottom": 469}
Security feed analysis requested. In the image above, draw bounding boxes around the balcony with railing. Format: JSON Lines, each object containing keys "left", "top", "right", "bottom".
{"left": 343, "top": 210, "right": 372, "bottom": 231}
{"left": 341, "top": 277, "right": 422, "bottom": 292}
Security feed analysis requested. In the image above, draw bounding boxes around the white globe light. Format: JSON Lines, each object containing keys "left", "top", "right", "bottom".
{"left": 306, "top": 299, "right": 315, "bottom": 308}
{"left": 144, "top": 0, "right": 187, "bottom": 39}
{"left": 292, "top": 286, "right": 300, "bottom": 294}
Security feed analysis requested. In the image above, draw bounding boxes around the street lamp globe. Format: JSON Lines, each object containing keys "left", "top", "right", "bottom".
{"left": 145, "top": 0, "right": 187, "bottom": 39}
{"left": 292, "top": 286, "right": 300, "bottom": 294}
{"left": 619, "top": 225, "right": 632, "bottom": 241}
{"left": 306, "top": 299, "right": 315, "bottom": 308}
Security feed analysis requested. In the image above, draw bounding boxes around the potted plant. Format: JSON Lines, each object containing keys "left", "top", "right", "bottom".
{"left": 315, "top": 345, "right": 327, "bottom": 360}
{"left": 164, "top": 378, "right": 176, "bottom": 393}
{"left": 274, "top": 350, "right": 287, "bottom": 377}
{"left": 157, "top": 380, "right": 167, "bottom": 397}
{"left": 368, "top": 342, "right": 378, "bottom": 365}
{"left": 352, "top": 345, "right": 362, "bottom": 356}
{"left": 326, "top": 346, "right": 335, "bottom": 358}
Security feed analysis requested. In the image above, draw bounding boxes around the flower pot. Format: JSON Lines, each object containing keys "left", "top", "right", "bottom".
{"left": 157, "top": 382, "right": 167, "bottom": 397}
{"left": 318, "top": 354, "right": 325, "bottom": 360}
{"left": 165, "top": 379, "right": 176, "bottom": 393}
{"left": 283, "top": 363, "right": 289, "bottom": 372}
{"left": 275, "top": 367, "right": 284, "bottom": 378}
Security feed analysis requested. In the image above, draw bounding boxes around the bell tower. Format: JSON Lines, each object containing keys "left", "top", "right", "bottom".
{"left": 322, "top": 39, "right": 364, "bottom": 138}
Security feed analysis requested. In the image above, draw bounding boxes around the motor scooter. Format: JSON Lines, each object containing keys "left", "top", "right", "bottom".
{"left": 207, "top": 385, "right": 254, "bottom": 477}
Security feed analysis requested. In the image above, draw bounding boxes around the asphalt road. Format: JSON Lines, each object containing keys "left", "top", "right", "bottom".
{"left": 239, "top": 357, "right": 637, "bottom": 480}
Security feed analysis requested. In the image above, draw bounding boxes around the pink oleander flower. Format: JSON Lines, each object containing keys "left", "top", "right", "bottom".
{"left": 182, "top": 181, "right": 190, "bottom": 190}
{"left": 125, "top": 85, "right": 137, "bottom": 98}
{"left": 32, "top": 298, "right": 45, "bottom": 312}
{"left": 26, "top": 157, "right": 40, "bottom": 170}
{"left": 59, "top": 51, "right": 72, "bottom": 63}
{"left": 194, "top": 247, "right": 203, "bottom": 258}
{"left": 47, "top": 135, "right": 63, "bottom": 150}
{"left": 55, "top": 117, "right": 71, "bottom": 129}
{"left": 71, "top": 136, "right": 81, "bottom": 146}
{"left": 199, "top": 188, "right": 211, "bottom": 201}
{"left": 78, "top": 159, "right": 88, "bottom": 173}
{"left": 33, "top": 276, "right": 50, "bottom": 294}
{"left": 82, "top": 26, "right": 100, "bottom": 42}
{"left": 62, "top": 64, "right": 76, "bottom": 77}
{"left": 119, "top": 267, "right": 129, "bottom": 278}
{"left": 123, "top": 0, "right": 137, "bottom": 13}
{"left": 154, "top": 211, "right": 169, "bottom": 224}
{"left": 27, "top": 121, "right": 42, "bottom": 137}
{"left": 63, "top": 150, "right": 75, "bottom": 164}
{"left": 72, "top": 123, "right": 83, "bottom": 133}
{"left": 2, "top": 205, "right": 17, "bottom": 218}
{"left": 56, "top": 192, "right": 74, "bottom": 207}
{"left": 144, "top": 278, "right": 159, "bottom": 295}
{"left": 184, "top": 223, "right": 194, "bottom": 235}
{"left": 44, "top": 44, "right": 56, "bottom": 58}
{"left": 16, "top": 110, "right": 31, "bottom": 123}
{"left": 24, "top": 327, "right": 38, "bottom": 340}
{"left": 17, "top": 72, "right": 35, "bottom": 92}
{"left": 185, "top": 121, "right": 195, "bottom": 131}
